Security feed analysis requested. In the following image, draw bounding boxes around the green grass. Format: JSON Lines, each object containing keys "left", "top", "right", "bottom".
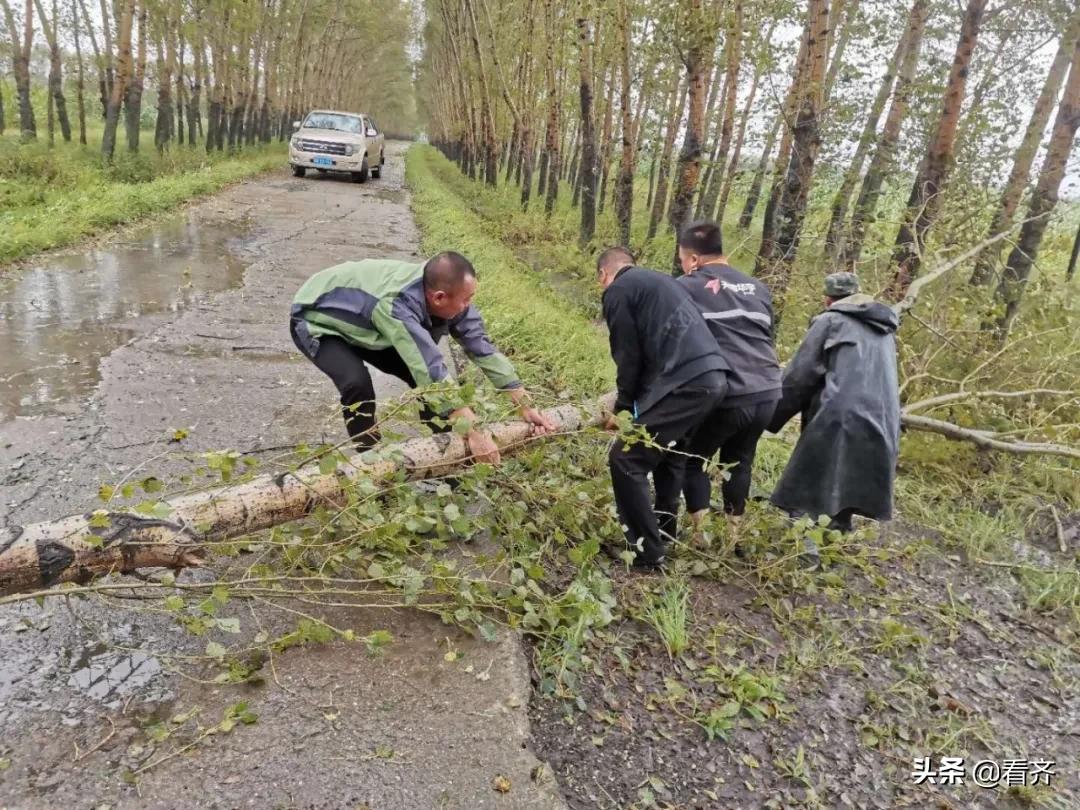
{"left": 0, "top": 130, "right": 286, "bottom": 265}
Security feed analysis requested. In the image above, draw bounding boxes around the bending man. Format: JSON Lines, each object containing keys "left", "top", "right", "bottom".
{"left": 290, "top": 252, "right": 556, "bottom": 461}
{"left": 598, "top": 247, "right": 730, "bottom": 569}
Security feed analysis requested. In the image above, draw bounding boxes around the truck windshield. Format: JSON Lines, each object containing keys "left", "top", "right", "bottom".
{"left": 302, "top": 113, "right": 363, "bottom": 133}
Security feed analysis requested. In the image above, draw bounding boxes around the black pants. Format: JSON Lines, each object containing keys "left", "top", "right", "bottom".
{"left": 683, "top": 399, "right": 777, "bottom": 516}
{"left": 608, "top": 373, "right": 727, "bottom": 565}
{"left": 293, "top": 331, "right": 448, "bottom": 448}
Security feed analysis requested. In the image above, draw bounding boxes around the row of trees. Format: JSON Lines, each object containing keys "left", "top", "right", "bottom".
{"left": 418, "top": 0, "right": 1080, "bottom": 335}
{"left": 1, "top": 0, "right": 417, "bottom": 157}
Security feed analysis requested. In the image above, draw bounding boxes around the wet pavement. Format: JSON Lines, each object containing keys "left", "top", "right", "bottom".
{"left": 0, "top": 218, "right": 249, "bottom": 422}
{"left": 0, "top": 143, "right": 566, "bottom": 810}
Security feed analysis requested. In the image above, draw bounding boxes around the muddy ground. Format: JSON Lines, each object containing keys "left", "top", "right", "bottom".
{"left": 0, "top": 143, "right": 564, "bottom": 810}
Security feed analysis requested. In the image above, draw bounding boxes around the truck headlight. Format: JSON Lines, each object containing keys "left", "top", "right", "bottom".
{"left": 344, "top": 144, "right": 356, "bottom": 157}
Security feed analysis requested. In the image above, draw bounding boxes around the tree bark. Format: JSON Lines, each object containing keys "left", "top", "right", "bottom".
{"left": 613, "top": 0, "right": 634, "bottom": 247}
{"left": 70, "top": 0, "right": 87, "bottom": 144}
{"left": 843, "top": 0, "right": 928, "bottom": 270}
{"left": 754, "top": 21, "right": 810, "bottom": 272}
{"left": 695, "top": 0, "right": 742, "bottom": 225}
{"left": 737, "top": 113, "right": 780, "bottom": 229}
{"left": 34, "top": 0, "right": 72, "bottom": 142}
{"left": 462, "top": 0, "right": 498, "bottom": 185}
{"left": 668, "top": 0, "right": 717, "bottom": 275}
{"left": 889, "top": 0, "right": 987, "bottom": 300}
{"left": 154, "top": 24, "right": 174, "bottom": 152}
{"left": 0, "top": 400, "right": 611, "bottom": 598}
{"left": 542, "top": 0, "right": 561, "bottom": 215}
{"left": 577, "top": 7, "right": 598, "bottom": 245}
{"left": 648, "top": 73, "right": 685, "bottom": 240}
{"left": 1, "top": 0, "right": 38, "bottom": 138}
{"left": 124, "top": 0, "right": 148, "bottom": 151}
{"left": 1068, "top": 220, "right": 1080, "bottom": 282}
{"left": 101, "top": 0, "right": 134, "bottom": 159}
{"left": 970, "top": 3, "right": 1080, "bottom": 286}
{"left": 762, "top": 0, "right": 830, "bottom": 296}
{"left": 993, "top": 38, "right": 1080, "bottom": 336}
{"left": 77, "top": 0, "right": 106, "bottom": 118}
{"left": 823, "top": 0, "right": 921, "bottom": 259}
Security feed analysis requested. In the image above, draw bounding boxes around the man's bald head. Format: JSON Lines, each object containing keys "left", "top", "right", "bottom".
{"left": 423, "top": 251, "right": 478, "bottom": 318}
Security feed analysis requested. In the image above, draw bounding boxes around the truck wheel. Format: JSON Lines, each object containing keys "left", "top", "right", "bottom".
{"left": 372, "top": 152, "right": 383, "bottom": 178}
{"left": 352, "top": 159, "right": 369, "bottom": 183}
{"left": 292, "top": 165, "right": 306, "bottom": 178}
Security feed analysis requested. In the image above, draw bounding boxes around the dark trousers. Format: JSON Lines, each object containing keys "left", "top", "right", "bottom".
{"left": 293, "top": 331, "right": 448, "bottom": 448}
{"left": 609, "top": 374, "right": 727, "bottom": 565}
{"left": 683, "top": 399, "right": 777, "bottom": 516}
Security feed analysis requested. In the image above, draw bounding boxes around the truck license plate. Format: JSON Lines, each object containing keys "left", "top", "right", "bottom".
{"left": 313, "top": 156, "right": 333, "bottom": 166}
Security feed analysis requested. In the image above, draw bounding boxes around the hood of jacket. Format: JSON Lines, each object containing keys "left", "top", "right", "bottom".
{"left": 828, "top": 293, "right": 899, "bottom": 334}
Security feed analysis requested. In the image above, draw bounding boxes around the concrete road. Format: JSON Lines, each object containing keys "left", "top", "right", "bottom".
{"left": 0, "top": 142, "right": 565, "bottom": 810}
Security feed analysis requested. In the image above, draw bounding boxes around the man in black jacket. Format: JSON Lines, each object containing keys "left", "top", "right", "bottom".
{"left": 675, "top": 222, "right": 782, "bottom": 537}
{"left": 598, "top": 247, "right": 730, "bottom": 568}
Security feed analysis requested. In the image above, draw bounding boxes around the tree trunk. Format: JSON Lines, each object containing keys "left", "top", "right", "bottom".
{"left": 648, "top": 73, "right": 685, "bottom": 240}
{"left": 0, "top": 400, "right": 612, "bottom": 598}
{"left": 715, "top": 23, "right": 770, "bottom": 225}
{"left": 843, "top": 0, "right": 928, "bottom": 269}
{"left": 1068, "top": 220, "right": 1080, "bottom": 282}
{"left": 596, "top": 66, "right": 616, "bottom": 215}
{"left": 764, "top": 0, "right": 830, "bottom": 297}
{"left": 462, "top": 0, "right": 498, "bottom": 185}
{"left": 692, "top": 55, "right": 726, "bottom": 220}
{"left": 154, "top": 27, "right": 174, "bottom": 152}
{"left": 970, "top": 4, "right": 1080, "bottom": 286}
{"left": 1, "top": 0, "right": 38, "bottom": 138}
{"left": 124, "top": 0, "right": 147, "bottom": 151}
{"left": 71, "top": 0, "right": 87, "bottom": 144}
{"left": 889, "top": 0, "right": 987, "bottom": 300}
{"left": 993, "top": 38, "right": 1080, "bottom": 336}
{"left": 667, "top": 0, "right": 717, "bottom": 275}
{"left": 101, "top": 0, "right": 134, "bottom": 159}
{"left": 753, "top": 21, "right": 811, "bottom": 271}
{"left": 577, "top": 8, "right": 598, "bottom": 245}
{"left": 696, "top": 0, "right": 742, "bottom": 224}
{"left": 613, "top": 0, "right": 634, "bottom": 247}
{"left": 98, "top": 0, "right": 114, "bottom": 103}
{"left": 34, "top": 0, "right": 72, "bottom": 142}
{"left": 542, "top": 0, "right": 560, "bottom": 215}
{"left": 823, "top": 0, "right": 922, "bottom": 259}
{"left": 189, "top": 31, "right": 204, "bottom": 146}
{"left": 77, "top": 0, "right": 106, "bottom": 118}
{"left": 737, "top": 113, "right": 780, "bottom": 229}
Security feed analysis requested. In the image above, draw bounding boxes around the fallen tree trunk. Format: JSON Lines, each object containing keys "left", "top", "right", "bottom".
{"left": 0, "top": 397, "right": 614, "bottom": 598}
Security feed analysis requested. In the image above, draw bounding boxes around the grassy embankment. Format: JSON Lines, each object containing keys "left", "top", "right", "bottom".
{"left": 0, "top": 121, "right": 286, "bottom": 266}
{"left": 405, "top": 143, "right": 1080, "bottom": 809}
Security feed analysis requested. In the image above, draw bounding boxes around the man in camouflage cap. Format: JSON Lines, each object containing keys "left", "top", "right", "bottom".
{"left": 824, "top": 271, "right": 860, "bottom": 299}
{"left": 766, "top": 272, "right": 901, "bottom": 562}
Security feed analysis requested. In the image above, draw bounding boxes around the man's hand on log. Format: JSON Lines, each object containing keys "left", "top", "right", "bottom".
{"left": 465, "top": 429, "right": 501, "bottom": 464}
{"left": 507, "top": 386, "right": 558, "bottom": 436}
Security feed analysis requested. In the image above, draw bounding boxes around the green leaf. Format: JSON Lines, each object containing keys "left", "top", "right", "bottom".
{"left": 140, "top": 476, "right": 163, "bottom": 494}
{"left": 87, "top": 510, "right": 111, "bottom": 529}
{"left": 163, "top": 595, "right": 185, "bottom": 612}
{"left": 97, "top": 484, "right": 115, "bottom": 502}
{"left": 206, "top": 641, "right": 226, "bottom": 660}
{"left": 215, "top": 617, "right": 241, "bottom": 634}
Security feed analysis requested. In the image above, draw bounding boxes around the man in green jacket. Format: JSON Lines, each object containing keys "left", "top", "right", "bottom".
{"left": 291, "top": 251, "right": 556, "bottom": 462}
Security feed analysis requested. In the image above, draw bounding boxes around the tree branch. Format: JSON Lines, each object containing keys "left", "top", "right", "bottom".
{"left": 901, "top": 413, "right": 1080, "bottom": 460}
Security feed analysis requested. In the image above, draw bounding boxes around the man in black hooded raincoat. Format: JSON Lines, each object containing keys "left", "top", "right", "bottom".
{"left": 767, "top": 272, "right": 900, "bottom": 533}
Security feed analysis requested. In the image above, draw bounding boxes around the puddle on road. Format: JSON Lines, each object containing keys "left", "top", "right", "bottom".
{"left": 68, "top": 643, "right": 163, "bottom": 701}
{"left": 0, "top": 216, "right": 250, "bottom": 423}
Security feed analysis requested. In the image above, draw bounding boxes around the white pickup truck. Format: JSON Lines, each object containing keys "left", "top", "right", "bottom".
{"left": 289, "top": 110, "right": 386, "bottom": 183}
